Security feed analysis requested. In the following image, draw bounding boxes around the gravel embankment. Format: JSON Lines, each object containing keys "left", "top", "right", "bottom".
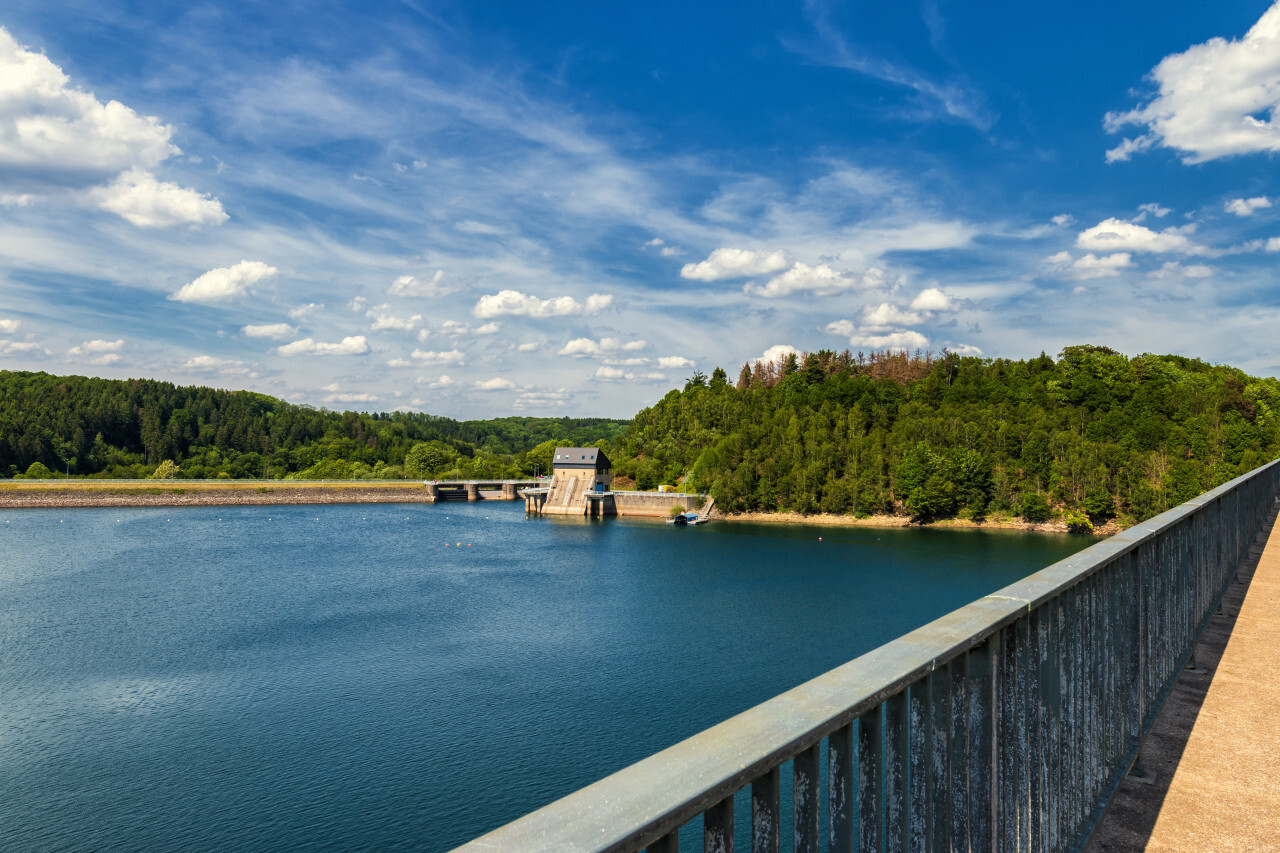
{"left": 0, "top": 486, "right": 441, "bottom": 509}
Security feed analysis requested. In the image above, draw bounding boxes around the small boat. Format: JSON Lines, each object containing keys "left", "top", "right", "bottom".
{"left": 667, "top": 511, "right": 701, "bottom": 526}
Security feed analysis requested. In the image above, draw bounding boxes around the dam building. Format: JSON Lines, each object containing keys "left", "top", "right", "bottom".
{"left": 522, "top": 447, "right": 709, "bottom": 519}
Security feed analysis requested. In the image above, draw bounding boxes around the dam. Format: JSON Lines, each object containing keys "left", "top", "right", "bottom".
{"left": 521, "top": 447, "right": 710, "bottom": 519}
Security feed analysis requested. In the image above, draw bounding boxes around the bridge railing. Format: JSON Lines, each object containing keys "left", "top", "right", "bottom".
{"left": 452, "top": 458, "right": 1280, "bottom": 853}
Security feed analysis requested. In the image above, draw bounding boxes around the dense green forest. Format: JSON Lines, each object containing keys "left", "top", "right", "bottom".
{"left": 0, "top": 371, "right": 627, "bottom": 481}
{"left": 611, "top": 346, "right": 1280, "bottom": 528}
{"left": 6, "top": 345, "right": 1279, "bottom": 529}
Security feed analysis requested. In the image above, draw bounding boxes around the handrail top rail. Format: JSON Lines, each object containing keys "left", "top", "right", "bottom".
{"left": 452, "top": 457, "right": 1280, "bottom": 852}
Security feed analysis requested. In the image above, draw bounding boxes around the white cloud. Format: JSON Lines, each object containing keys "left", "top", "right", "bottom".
{"left": 558, "top": 337, "right": 647, "bottom": 357}
{"left": 276, "top": 336, "right": 369, "bottom": 356}
{"left": 822, "top": 319, "right": 856, "bottom": 337}
{"left": 1150, "top": 261, "right": 1214, "bottom": 279}
{"left": 419, "top": 375, "right": 457, "bottom": 389}
{"left": 592, "top": 365, "right": 666, "bottom": 382}
{"left": 1138, "top": 202, "right": 1172, "bottom": 218}
{"left": 0, "top": 339, "right": 49, "bottom": 356}
{"left": 241, "top": 323, "right": 296, "bottom": 339}
{"left": 1076, "top": 219, "right": 1199, "bottom": 254}
{"left": 755, "top": 344, "right": 799, "bottom": 367}
{"left": 1045, "top": 250, "right": 1134, "bottom": 279}
{"left": 409, "top": 348, "right": 465, "bottom": 364}
{"left": 474, "top": 377, "right": 517, "bottom": 391}
{"left": 680, "top": 248, "right": 790, "bottom": 281}
{"left": 348, "top": 297, "right": 368, "bottom": 312}
{"left": 644, "top": 237, "right": 665, "bottom": 247}
{"left": 366, "top": 304, "right": 422, "bottom": 332}
{"left": 1268, "top": 237, "right": 1280, "bottom": 252}
{"left": 455, "top": 219, "right": 505, "bottom": 235}
{"left": 323, "top": 392, "right": 379, "bottom": 404}
{"left": 385, "top": 358, "right": 412, "bottom": 367}
{"left": 288, "top": 302, "right": 324, "bottom": 319}
{"left": 180, "top": 355, "right": 254, "bottom": 376}
{"left": 475, "top": 322, "right": 500, "bottom": 335}
{"left": 747, "top": 263, "right": 885, "bottom": 298}
{"left": 0, "top": 317, "right": 18, "bottom": 334}
{"left": 514, "top": 389, "right": 573, "bottom": 410}
{"left": 387, "top": 270, "right": 457, "bottom": 298}
{"left": 657, "top": 356, "right": 694, "bottom": 368}
{"left": 847, "top": 330, "right": 930, "bottom": 350}
{"left": 1105, "top": 4, "right": 1280, "bottom": 163}
{"left": 170, "top": 261, "right": 278, "bottom": 303}
{"left": 67, "top": 338, "right": 123, "bottom": 356}
{"left": 0, "top": 28, "right": 223, "bottom": 224}
{"left": 1225, "top": 196, "right": 1272, "bottom": 216}
{"left": 947, "top": 344, "right": 984, "bottom": 356}
{"left": 473, "top": 289, "right": 613, "bottom": 318}
{"left": 659, "top": 246, "right": 685, "bottom": 257}
{"left": 909, "top": 287, "right": 958, "bottom": 312}
{"left": 861, "top": 303, "right": 922, "bottom": 327}
{"left": 1051, "top": 213, "right": 1075, "bottom": 227}
{"left": 90, "top": 168, "right": 227, "bottom": 228}
{"left": 516, "top": 341, "right": 541, "bottom": 352}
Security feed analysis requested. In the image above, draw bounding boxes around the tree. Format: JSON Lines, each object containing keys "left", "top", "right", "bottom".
{"left": 405, "top": 442, "right": 455, "bottom": 478}
{"left": 1020, "top": 492, "right": 1053, "bottom": 523}
{"left": 150, "top": 459, "right": 182, "bottom": 479}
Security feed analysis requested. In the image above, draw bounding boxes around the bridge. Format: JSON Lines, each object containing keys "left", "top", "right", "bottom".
{"left": 421, "top": 479, "right": 541, "bottom": 502}
{"left": 452, "top": 459, "right": 1280, "bottom": 852}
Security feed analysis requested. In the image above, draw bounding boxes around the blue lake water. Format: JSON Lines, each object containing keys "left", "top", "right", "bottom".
{"left": 0, "top": 502, "right": 1091, "bottom": 851}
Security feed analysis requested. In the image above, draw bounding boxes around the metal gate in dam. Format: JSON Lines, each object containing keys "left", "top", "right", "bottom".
{"left": 451, "top": 459, "right": 1280, "bottom": 853}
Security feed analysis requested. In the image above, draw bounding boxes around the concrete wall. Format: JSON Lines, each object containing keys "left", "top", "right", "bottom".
{"left": 611, "top": 491, "right": 707, "bottom": 518}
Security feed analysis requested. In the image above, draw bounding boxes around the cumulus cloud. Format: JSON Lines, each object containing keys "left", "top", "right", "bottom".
{"left": 747, "top": 263, "right": 886, "bottom": 298}
{"left": 861, "top": 303, "right": 922, "bottom": 327}
{"left": 387, "top": 270, "right": 458, "bottom": 298}
{"left": 1138, "top": 203, "right": 1172, "bottom": 219}
{"left": 1268, "top": 237, "right": 1280, "bottom": 252}
{"left": 592, "top": 366, "right": 666, "bottom": 382}
{"left": 680, "top": 248, "right": 790, "bottom": 281}
{"left": 558, "top": 337, "right": 647, "bottom": 357}
{"left": 1150, "top": 261, "right": 1214, "bottom": 279}
{"left": 516, "top": 341, "right": 541, "bottom": 352}
{"left": 514, "top": 389, "right": 573, "bottom": 410}
{"left": 0, "top": 317, "right": 18, "bottom": 334}
{"left": 847, "top": 330, "right": 930, "bottom": 350}
{"left": 409, "top": 348, "right": 465, "bottom": 364}
{"left": 366, "top": 304, "right": 422, "bottom": 332}
{"left": 1105, "top": 4, "right": 1280, "bottom": 163}
{"left": 180, "top": 355, "right": 255, "bottom": 376}
{"left": 1076, "top": 219, "right": 1200, "bottom": 254}
{"left": 473, "top": 289, "right": 613, "bottom": 319}
{"left": 474, "top": 377, "right": 517, "bottom": 391}
{"left": 323, "top": 392, "right": 379, "bottom": 404}
{"left": 90, "top": 168, "right": 226, "bottom": 228}
{"left": 909, "top": 287, "right": 958, "bottom": 312}
{"left": 947, "top": 344, "right": 984, "bottom": 356}
{"left": 171, "top": 261, "right": 278, "bottom": 303}
{"left": 1225, "top": 196, "right": 1272, "bottom": 216}
{"left": 288, "top": 302, "right": 324, "bottom": 319}
{"left": 67, "top": 338, "right": 123, "bottom": 357}
{"left": 755, "top": 344, "right": 800, "bottom": 367}
{"left": 419, "top": 375, "right": 457, "bottom": 389}
{"left": 241, "top": 323, "right": 296, "bottom": 339}
{"left": 822, "top": 320, "right": 856, "bottom": 337}
{"left": 1051, "top": 214, "right": 1076, "bottom": 227}
{"left": 657, "top": 356, "right": 694, "bottom": 368}
{"left": 1045, "top": 250, "right": 1134, "bottom": 279}
{"left": 0, "top": 339, "right": 49, "bottom": 356}
{"left": 276, "top": 336, "right": 369, "bottom": 356}
{"left": 0, "top": 27, "right": 224, "bottom": 225}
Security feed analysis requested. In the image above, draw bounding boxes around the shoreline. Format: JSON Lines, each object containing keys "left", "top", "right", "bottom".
{"left": 716, "top": 509, "right": 1122, "bottom": 536}
{"left": 0, "top": 483, "right": 1122, "bottom": 534}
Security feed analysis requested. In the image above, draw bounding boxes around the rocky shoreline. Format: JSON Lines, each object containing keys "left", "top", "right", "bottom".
{"left": 718, "top": 509, "right": 1122, "bottom": 536}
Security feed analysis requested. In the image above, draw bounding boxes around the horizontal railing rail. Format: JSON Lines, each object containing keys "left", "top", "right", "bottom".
{"left": 453, "top": 458, "right": 1280, "bottom": 853}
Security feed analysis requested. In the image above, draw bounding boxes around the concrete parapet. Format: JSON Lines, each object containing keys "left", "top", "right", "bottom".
{"left": 612, "top": 491, "right": 707, "bottom": 518}
{"left": 465, "top": 483, "right": 479, "bottom": 501}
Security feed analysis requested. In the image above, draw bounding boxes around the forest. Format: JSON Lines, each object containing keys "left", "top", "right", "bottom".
{"left": 4, "top": 344, "right": 1279, "bottom": 528}
{"left": 611, "top": 346, "right": 1280, "bottom": 528}
{"left": 0, "top": 371, "right": 626, "bottom": 482}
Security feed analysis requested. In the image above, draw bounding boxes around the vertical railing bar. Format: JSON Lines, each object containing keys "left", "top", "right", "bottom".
{"left": 859, "top": 705, "right": 884, "bottom": 853}
{"left": 751, "top": 765, "right": 780, "bottom": 853}
{"left": 795, "top": 742, "right": 820, "bottom": 853}
{"left": 829, "top": 724, "right": 855, "bottom": 853}
{"left": 907, "top": 678, "right": 929, "bottom": 853}
{"left": 705, "top": 795, "right": 734, "bottom": 853}
{"left": 928, "top": 669, "right": 950, "bottom": 853}
{"left": 967, "top": 638, "right": 994, "bottom": 852}
{"left": 884, "top": 691, "right": 909, "bottom": 852}
{"left": 948, "top": 654, "right": 969, "bottom": 853}
{"left": 647, "top": 829, "right": 678, "bottom": 853}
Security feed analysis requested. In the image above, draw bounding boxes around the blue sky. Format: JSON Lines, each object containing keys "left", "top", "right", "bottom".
{"left": 2, "top": 1, "right": 1280, "bottom": 418}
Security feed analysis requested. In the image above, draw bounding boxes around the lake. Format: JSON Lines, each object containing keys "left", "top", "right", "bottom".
{"left": 0, "top": 501, "right": 1091, "bottom": 851}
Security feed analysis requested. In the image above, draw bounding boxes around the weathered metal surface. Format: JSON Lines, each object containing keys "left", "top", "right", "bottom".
{"left": 451, "top": 460, "right": 1280, "bottom": 853}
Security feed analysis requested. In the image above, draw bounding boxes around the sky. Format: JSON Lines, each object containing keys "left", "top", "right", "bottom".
{"left": 2, "top": 1, "right": 1280, "bottom": 418}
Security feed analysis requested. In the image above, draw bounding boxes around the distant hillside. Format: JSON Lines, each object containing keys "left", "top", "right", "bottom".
{"left": 610, "top": 347, "right": 1280, "bottom": 528}
{"left": 0, "top": 371, "right": 628, "bottom": 480}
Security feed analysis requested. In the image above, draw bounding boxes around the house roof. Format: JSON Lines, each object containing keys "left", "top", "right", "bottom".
{"left": 553, "top": 447, "right": 610, "bottom": 468}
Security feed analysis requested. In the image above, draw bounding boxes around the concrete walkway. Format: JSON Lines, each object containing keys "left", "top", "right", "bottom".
{"left": 1091, "top": 500, "right": 1280, "bottom": 852}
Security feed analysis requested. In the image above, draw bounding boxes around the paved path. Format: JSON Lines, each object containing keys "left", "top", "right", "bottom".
{"left": 1091, "top": 500, "right": 1280, "bottom": 852}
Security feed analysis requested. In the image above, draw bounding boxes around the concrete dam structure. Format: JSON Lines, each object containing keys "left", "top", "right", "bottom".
{"left": 523, "top": 447, "right": 708, "bottom": 519}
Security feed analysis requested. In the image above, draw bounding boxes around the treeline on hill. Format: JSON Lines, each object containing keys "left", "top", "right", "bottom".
{"left": 0, "top": 371, "right": 626, "bottom": 481}
{"left": 610, "top": 346, "right": 1280, "bottom": 529}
